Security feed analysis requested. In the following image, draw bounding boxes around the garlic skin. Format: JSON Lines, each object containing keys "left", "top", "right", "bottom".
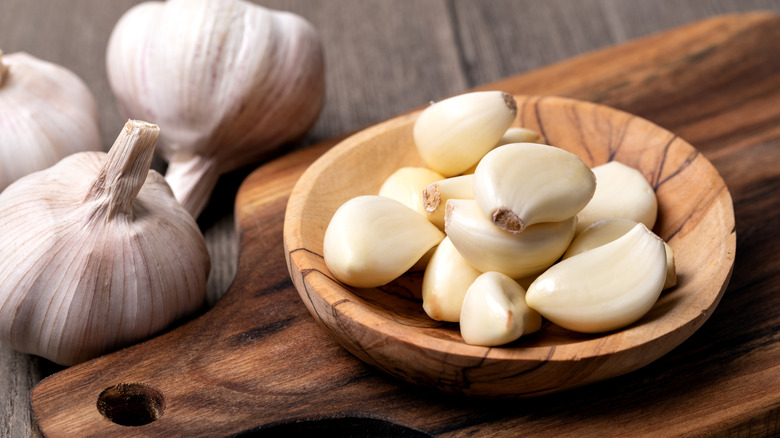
{"left": 413, "top": 91, "right": 517, "bottom": 177}
{"left": 525, "top": 223, "right": 667, "bottom": 333}
{"left": 564, "top": 218, "right": 677, "bottom": 289}
{"left": 473, "top": 143, "right": 596, "bottom": 233}
{"left": 0, "top": 51, "right": 101, "bottom": 192}
{"left": 460, "top": 271, "right": 542, "bottom": 347}
{"left": 323, "top": 195, "right": 445, "bottom": 288}
{"left": 0, "top": 120, "right": 210, "bottom": 366}
{"left": 423, "top": 174, "right": 474, "bottom": 229}
{"left": 422, "top": 237, "right": 482, "bottom": 322}
{"left": 445, "top": 199, "right": 576, "bottom": 279}
{"left": 575, "top": 161, "right": 658, "bottom": 234}
{"left": 379, "top": 167, "right": 444, "bottom": 216}
{"left": 107, "top": 0, "right": 325, "bottom": 217}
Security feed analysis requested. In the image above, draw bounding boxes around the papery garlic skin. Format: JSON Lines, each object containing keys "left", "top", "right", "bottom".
{"left": 564, "top": 218, "right": 677, "bottom": 289}
{"left": 107, "top": 0, "right": 325, "bottom": 217}
{"left": 422, "top": 237, "right": 482, "bottom": 322}
{"left": 445, "top": 199, "right": 576, "bottom": 279}
{"left": 0, "top": 51, "right": 101, "bottom": 192}
{"left": 575, "top": 161, "right": 658, "bottom": 234}
{"left": 423, "top": 174, "right": 474, "bottom": 229}
{"left": 473, "top": 143, "right": 596, "bottom": 233}
{"left": 460, "top": 271, "right": 542, "bottom": 347}
{"left": 413, "top": 91, "right": 517, "bottom": 177}
{"left": 0, "top": 121, "right": 209, "bottom": 366}
{"left": 323, "top": 195, "right": 445, "bottom": 288}
{"left": 379, "top": 167, "right": 444, "bottom": 216}
{"left": 525, "top": 223, "right": 666, "bottom": 333}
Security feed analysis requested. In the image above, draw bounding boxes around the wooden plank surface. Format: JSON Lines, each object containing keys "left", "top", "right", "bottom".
{"left": 1, "top": 1, "right": 779, "bottom": 437}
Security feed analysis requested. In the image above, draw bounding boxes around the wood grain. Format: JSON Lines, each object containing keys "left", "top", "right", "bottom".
{"left": 27, "top": 12, "right": 780, "bottom": 437}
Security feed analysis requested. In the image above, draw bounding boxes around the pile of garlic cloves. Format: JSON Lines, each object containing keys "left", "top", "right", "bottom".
{"left": 323, "top": 91, "right": 677, "bottom": 347}
{"left": 0, "top": 120, "right": 210, "bottom": 366}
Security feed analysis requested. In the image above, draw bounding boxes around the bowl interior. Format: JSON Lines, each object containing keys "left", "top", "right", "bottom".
{"left": 283, "top": 95, "right": 735, "bottom": 397}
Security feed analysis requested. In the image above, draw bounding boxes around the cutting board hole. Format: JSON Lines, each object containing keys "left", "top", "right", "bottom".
{"left": 96, "top": 383, "right": 165, "bottom": 426}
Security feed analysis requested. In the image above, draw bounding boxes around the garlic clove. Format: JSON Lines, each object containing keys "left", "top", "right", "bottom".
{"left": 0, "top": 120, "right": 210, "bottom": 366}
{"left": 422, "top": 174, "right": 474, "bottom": 230}
{"left": 459, "top": 271, "right": 542, "bottom": 346}
{"left": 0, "top": 50, "right": 101, "bottom": 192}
{"left": 413, "top": 91, "right": 517, "bottom": 177}
{"left": 525, "top": 223, "right": 667, "bottom": 333}
{"left": 379, "top": 167, "right": 445, "bottom": 216}
{"left": 422, "top": 237, "right": 482, "bottom": 322}
{"left": 461, "top": 127, "right": 544, "bottom": 174}
{"left": 575, "top": 161, "right": 658, "bottom": 234}
{"left": 445, "top": 199, "right": 576, "bottom": 279}
{"left": 473, "top": 143, "right": 596, "bottom": 233}
{"left": 564, "top": 218, "right": 677, "bottom": 289}
{"left": 107, "top": 0, "right": 325, "bottom": 218}
{"left": 323, "top": 195, "right": 445, "bottom": 288}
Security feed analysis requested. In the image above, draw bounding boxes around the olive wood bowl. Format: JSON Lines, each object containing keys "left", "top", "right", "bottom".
{"left": 283, "top": 94, "right": 735, "bottom": 398}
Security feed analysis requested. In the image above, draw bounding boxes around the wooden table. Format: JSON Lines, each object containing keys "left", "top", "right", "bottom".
{"left": 2, "top": 1, "right": 779, "bottom": 436}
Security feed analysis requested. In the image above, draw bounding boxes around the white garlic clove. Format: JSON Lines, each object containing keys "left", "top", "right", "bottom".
{"left": 459, "top": 271, "right": 542, "bottom": 347}
{"left": 461, "top": 127, "right": 544, "bottom": 174}
{"left": 413, "top": 91, "right": 517, "bottom": 177}
{"left": 473, "top": 143, "right": 596, "bottom": 233}
{"left": 525, "top": 223, "right": 667, "bottom": 333}
{"left": 323, "top": 195, "right": 445, "bottom": 288}
{"left": 422, "top": 174, "right": 474, "bottom": 229}
{"left": 379, "top": 167, "right": 444, "bottom": 216}
{"left": 422, "top": 237, "right": 482, "bottom": 322}
{"left": 0, "top": 50, "right": 101, "bottom": 192}
{"left": 445, "top": 199, "right": 576, "bottom": 279}
{"left": 575, "top": 161, "right": 658, "bottom": 234}
{"left": 107, "top": 0, "right": 325, "bottom": 218}
{"left": 564, "top": 218, "right": 677, "bottom": 290}
{"left": 0, "top": 120, "right": 210, "bottom": 366}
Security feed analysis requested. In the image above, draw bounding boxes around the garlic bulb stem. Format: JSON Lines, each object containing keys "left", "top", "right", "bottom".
{"left": 164, "top": 155, "right": 220, "bottom": 217}
{"left": 84, "top": 121, "right": 159, "bottom": 218}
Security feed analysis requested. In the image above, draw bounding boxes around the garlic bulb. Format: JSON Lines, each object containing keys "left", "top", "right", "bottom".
{"left": 0, "top": 50, "right": 101, "bottom": 192}
{"left": 107, "top": 0, "right": 325, "bottom": 217}
{"left": 0, "top": 120, "right": 210, "bottom": 366}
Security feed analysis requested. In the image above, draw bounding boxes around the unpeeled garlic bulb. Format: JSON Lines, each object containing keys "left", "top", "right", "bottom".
{"left": 413, "top": 91, "right": 517, "bottom": 177}
{"left": 445, "top": 199, "right": 576, "bottom": 279}
{"left": 473, "top": 143, "right": 596, "bottom": 233}
{"left": 107, "top": 0, "right": 325, "bottom": 217}
{"left": 575, "top": 161, "right": 657, "bottom": 234}
{"left": 525, "top": 223, "right": 667, "bottom": 333}
{"left": 460, "top": 271, "right": 542, "bottom": 346}
{"left": 422, "top": 237, "right": 482, "bottom": 322}
{"left": 0, "top": 120, "right": 210, "bottom": 366}
{"left": 379, "top": 167, "right": 444, "bottom": 216}
{"left": 0, "top": 50, "right": 101, "bottom": 192}
{"left": 323, "top": 195, "right": 445, "bottom": 288}
{"left": 564, "top": 218, "right": 677, "bottom": 289}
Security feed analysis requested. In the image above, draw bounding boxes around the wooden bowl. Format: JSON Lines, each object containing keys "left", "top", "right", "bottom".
{"left": 283, "top": 95, "right": 735, "bottom": 398}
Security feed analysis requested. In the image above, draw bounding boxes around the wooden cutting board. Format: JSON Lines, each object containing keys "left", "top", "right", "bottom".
{"left": 31, "top": 13, "right": 780, "bottom": 437}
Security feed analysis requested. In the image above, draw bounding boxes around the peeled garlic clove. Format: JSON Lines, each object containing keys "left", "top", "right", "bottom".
{"left": 563, "top": 217, "right": 677, "bottom": 289}
{"left": 575, "top": 161, "right": 658, "bottom": 234}
{"left": 0, "top": 50, "right": 101, "bottom": 192}
{"left": 525, "top": 223, "right": 667, "bottom": 333}
{"left": 0, "top": 120, "right": 210, "bottom": 366}
{"left": 423, "top": 174, "right": 474, "bottom": 229}
{"left": 460, "top": 271, "right": 542, "bottom": 346}
{"left": 461, "top": 127, "right": 544, "bottom": 174}
{"left": 473, "top": 143, "right": 596, "bottom": 233}
{"left": 379, "top": 167, "right": 444, "bottom": 216}
{"left": 422, "top": 237, "right": 482, "bottom": 322}
{"left": 413, "top": 91, "right": 517, "bottom": 177}
{"left": 323, "top": 195, "right": 445, "bottom": 288}
{"left": 445, "top": 199, "right": 576, "bottom": 279}
{"left": 107, "top": 0, "right": 325, "bottom": 218}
